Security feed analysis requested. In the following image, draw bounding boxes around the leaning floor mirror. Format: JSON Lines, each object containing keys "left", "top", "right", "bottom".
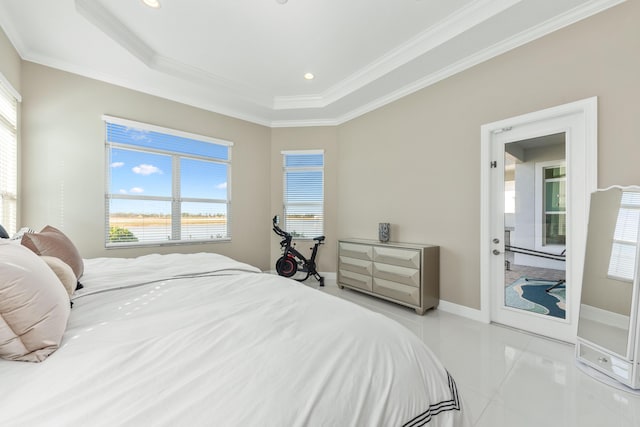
{"left": 576, "top": 186, "right": 640, "bottom": 391}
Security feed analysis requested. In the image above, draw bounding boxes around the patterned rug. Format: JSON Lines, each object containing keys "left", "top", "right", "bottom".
{"left": 505, "top": 277, "right": 566, "bottom": 319}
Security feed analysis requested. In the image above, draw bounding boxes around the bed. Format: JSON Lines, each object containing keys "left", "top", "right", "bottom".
{"left": 0, "top": 245, "right": 468, "bottom": 426}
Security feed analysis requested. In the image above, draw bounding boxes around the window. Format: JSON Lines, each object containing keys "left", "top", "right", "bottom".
{"left": 608, "top": 191, "right": 640, "bottom": 282}
{"left": 282, "top": 150, "right": 324, "bottom": 238}
{"left": 542, "top": 164, "right": 566, "bottom": 246}
{"left": 0, "top": 75, "right": 19, "bottom": 235}
{"left": 104, "top": 116, "right": 232, "bottom": 247}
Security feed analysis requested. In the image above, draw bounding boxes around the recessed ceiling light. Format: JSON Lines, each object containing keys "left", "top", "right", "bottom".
{"left": 304, "top": 73, "right": 315, "bottom": 80}
{"left": 276, "top": 0, "right": 289, "bottom": 4}
{"left": 142, "top": 0, "right": 161, "bottom": 9}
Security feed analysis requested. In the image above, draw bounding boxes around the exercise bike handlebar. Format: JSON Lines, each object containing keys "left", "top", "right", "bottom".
{"left": 272, "top": 216, "right": 291, "bottom": 239}
{"left": 272, "top": 215, "right": 325, "bottom": 243}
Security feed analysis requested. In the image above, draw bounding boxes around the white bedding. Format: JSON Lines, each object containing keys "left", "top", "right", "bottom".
{"left": 0, "top": 252, "right": 468, "bottom": 427}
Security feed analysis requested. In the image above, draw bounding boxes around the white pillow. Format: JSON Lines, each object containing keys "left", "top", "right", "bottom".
{"left": 0, "top": 242, "right": 70, "bottom": 362}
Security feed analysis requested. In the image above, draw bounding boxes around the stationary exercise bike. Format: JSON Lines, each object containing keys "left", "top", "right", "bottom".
{"left": 272, "top": 216, "right": 325, "bottom": 286}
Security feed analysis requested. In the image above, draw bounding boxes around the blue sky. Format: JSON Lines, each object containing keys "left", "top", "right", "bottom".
{"left": 110, "top": 149, "right": 227, "bottom": 199}
{"left": 108, "top": 123, "right": 229, "bottom": 215}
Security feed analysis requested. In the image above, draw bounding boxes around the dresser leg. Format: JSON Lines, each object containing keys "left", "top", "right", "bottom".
{"left": 415, "top": 307, "right": 426, "bottom": 315}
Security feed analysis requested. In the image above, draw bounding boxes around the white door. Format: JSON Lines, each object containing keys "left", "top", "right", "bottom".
{"left": 481, "top": 98, "right": 597, "bottom": 343}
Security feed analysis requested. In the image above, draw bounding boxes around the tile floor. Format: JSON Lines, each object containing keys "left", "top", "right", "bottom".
{"left": 315, "top": 279, "right": 640, "bottom": 427}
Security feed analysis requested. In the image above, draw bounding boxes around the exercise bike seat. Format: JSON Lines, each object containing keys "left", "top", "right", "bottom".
{"left": 314, "top": 236, "right": 326, "bottom": 243}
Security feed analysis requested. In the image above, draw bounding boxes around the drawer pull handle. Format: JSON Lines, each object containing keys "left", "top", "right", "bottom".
{"left": 597, "top": 356, "right": 609, "bottom": 364}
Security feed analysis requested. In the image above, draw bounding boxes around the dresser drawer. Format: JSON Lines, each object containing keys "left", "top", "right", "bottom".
{"left": 373, "top": 246, "right": 420, "bottom": 269}
{"left": 339, "top": 256, "right": 373, "bottom": 276}
{"left": 577, "top": 341, "right": 632, "bottom": 384}
{"left": 373, "top": 278, "right": 420, "bottom": 306}
{"left": 339, "top": 242, "right": 373, "bottom": 261}
{"left": 339, "top": 269, "right": 373, "bottom": 292}
{"left": 373, "top": 262, "right": 420, "bottom": 287}
{"left": 338, "top": 239, "right": 438, "bottom": 315}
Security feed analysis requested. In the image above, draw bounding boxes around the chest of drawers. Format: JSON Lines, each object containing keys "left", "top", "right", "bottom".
{"left": 337, "top": 239, "right": 439, "bottom": 315}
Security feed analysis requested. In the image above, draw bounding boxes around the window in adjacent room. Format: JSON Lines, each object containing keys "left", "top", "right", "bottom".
{"left": 104, "top": 116, "right": 232, "bottom": 247}
{"left": 0, "top": 74, "right": 20, "bottom": 235}
{"left": 607, "top": 191, "right": 640, "bottom": 282}
{"left": 542, "top": 164, "right": 566, "bottom": 246}
{"left": 535, "top": 161, "right": 566, "bottom": 248}
{"left": 282, "top": 150, "right": 324, "bottom": 238}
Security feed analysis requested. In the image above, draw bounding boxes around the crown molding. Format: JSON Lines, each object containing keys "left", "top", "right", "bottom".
{"left": 151, "top": 55, "right": 273, "bottom": 107}
{"left": 273, "top": 0, "right": 523, "bottom": 110}
{"left": 1, "top": 0, "right": 627, "bottom": 128}
{"left": 18, "top": 48, "right": 273, "bottom": 128}
{"left": 74, "top": 0, "right": 273, "bottom": 109}
{"left": 280, "top": 0, "right": 628, "bottom": 127}
{"left": 270, "top": 118, "right": 340, "bottom": 128}
{"left": 75, "top": 0, "right": 154, "bottom": 66}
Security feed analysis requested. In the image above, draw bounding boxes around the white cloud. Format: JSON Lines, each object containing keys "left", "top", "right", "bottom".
{"left": 125, "top": 127, "right": 151, "bottom": 142}
{"left": 111, "top": 161, "right": 124, "bottom": 168}
{"left": 129, "top": 187, "right": 144, "bottom": 193}
{"left": 119, "top": 189, "right": 128, "bottom": 194}
{"left": 132, "top": 164, "right": 162, "bottom": 175}
{"left": 216, "top": 182, "right": 227, "bottom": 189}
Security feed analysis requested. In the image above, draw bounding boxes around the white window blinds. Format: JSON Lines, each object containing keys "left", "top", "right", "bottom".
{"left": 608, "top": 192, "right": 640, "bottom": 281}
{"left": 282, "top": 150, "right": 324, "bottom": 238}
{"left": 104, "top": 115, "right": 232, "bottom": 247}
{"left": 0, "top": 75, "right": 19, "bottom": 235}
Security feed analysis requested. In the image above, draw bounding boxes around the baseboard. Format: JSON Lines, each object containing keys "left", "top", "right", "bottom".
{"left": 321, "top": 272, "right": 337, "bottom": 281}
{"left": 437, "top": 299, "right": 487, "bottom": 323}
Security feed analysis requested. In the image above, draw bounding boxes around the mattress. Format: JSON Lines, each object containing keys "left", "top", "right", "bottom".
{"left": 0, "top": 252, "right": 468, "bottom": 426}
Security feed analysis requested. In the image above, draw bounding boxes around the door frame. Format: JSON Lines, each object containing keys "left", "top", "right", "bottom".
{"left": 479, "top": 97, "right": 598, "bottom": 341}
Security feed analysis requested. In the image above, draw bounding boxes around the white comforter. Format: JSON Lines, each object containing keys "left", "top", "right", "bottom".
{"left": 0, "top": 253, "right": 468, "bottom": 427}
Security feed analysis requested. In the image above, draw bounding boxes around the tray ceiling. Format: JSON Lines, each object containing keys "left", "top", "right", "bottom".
{"left": 0, "top": 0, "right": 625, "bottom": 127}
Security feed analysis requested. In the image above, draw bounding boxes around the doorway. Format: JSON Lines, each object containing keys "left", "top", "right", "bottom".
{"left": 480, "top": 98, "right": 597, "bottom": 343}
{"left": 504, "top": 134, "right": 567, "bottom": 319}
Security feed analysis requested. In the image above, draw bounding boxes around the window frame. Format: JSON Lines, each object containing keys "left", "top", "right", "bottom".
{"left": 607, "top": 192, "right": 640, "bottom": 282}
{"left": 534, "top": 160, "right": 566, "bottom": 250}
{"left": 104, "top": 115, "right": 233, "bottom": 248}
{"left": 282, "top": 149, "right": 324, "bottom": 239}
{"left": 0, "top": 73, "right": 20, "bottom": 236}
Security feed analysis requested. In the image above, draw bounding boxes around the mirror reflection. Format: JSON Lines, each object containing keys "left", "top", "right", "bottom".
{"left": 578, "top": 187, "right": 638, "bottom": 358}
{"left": 503, "top": 134, "right": 567, "bottom": 319}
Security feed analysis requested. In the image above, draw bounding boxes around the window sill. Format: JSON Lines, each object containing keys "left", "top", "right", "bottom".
{"left": 105, "top": 238, "right": 231, "bottom": 249}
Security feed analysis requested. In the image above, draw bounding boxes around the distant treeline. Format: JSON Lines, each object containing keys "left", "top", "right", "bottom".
{"left": 111, "top": 213, "right": 226, "bottom": 218}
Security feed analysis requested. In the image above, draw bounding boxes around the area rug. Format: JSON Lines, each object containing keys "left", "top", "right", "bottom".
{"left": 505, "top": 277, "right": 566, "bottom": 319}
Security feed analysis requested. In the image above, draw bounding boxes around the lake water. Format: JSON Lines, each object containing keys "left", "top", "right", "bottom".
{"left": 119, "top": 224, "right": 228, "bottom": 243}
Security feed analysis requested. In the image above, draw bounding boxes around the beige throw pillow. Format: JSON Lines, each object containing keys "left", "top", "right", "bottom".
{"left": 21, "top": 225, "right": 84, "bottom": 279}
{"left": 0, "top": 242, "right": 70, "bottom": 362}
{"left": 41, "top": 255, "right": 77, "bottom": 297}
